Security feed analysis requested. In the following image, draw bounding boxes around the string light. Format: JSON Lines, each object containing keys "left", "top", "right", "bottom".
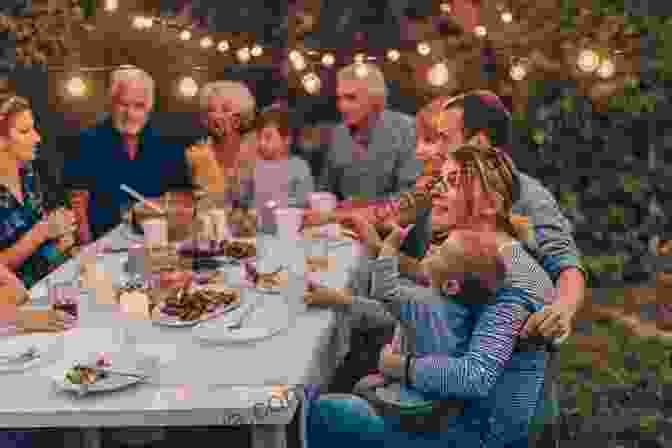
{"left": 474, "top": 26, "right": 488, "bottom": 37}
{"left": 237, "top": 47, "right": 251, "bottom": 63}
{"left": 291, "top": 54, "right": 307, "bottom": 71}
{"left": 179, "top": 30, "right": 192, "bottom": 41}
{"left": 596, "top": 58, "right": 616, "bottom": 78}
{"left": 427, "top": 62, "right": 451, "bottom": 86}
{"left": 104, "top": 0, "right": 118, "bottom": 12}
{"left": 501, "top": 11, "right": 513, "bottom": 23}
{"left": 200, "top": 37, "right": 214, "bottom": 49}
{"left": 217, "top": 40, "right": 230, "bottom": 52}
{"left": 302, "top": 73, "right": 321, "bottom": 94}
{"left": 178, "top": 77, "right": 199, "bottom": 98}
{"left": 417, "top": 42, "right": 431, "bottom": 56}
{"left": 289, "top": 50, "right": 302, "bottom": 62}
{"left": 143, "top": 17, "right": 154, "bottom": 29}
{"left": 354, "top": 53, "right": 366, "bottom": 63}
{"left": 66, "top": 77, "right": 87, "bottom": 97}
{"left": 509, "top": 63, "right": 527, "bottom": 80}
{"left": 132, "top": 16, "right": 146, "bottom": 29}
{"left": 387, "top": 49, "right": 401, "bottom": 62}
{"left": 440, "top": 3, "right": 452, "bottom": 14}
{"left": 251, "top": 45, "right": 263, "bottom": 57}
{"left": 577, "top": 49, "right": 600, "bottom": 72}
{"left": 321, "top": 53, "right": 335, "bottom": 67}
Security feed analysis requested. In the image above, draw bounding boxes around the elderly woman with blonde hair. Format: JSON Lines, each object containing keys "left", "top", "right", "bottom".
{"left": 186, "top": 80, "right": 258, "bottom": 203}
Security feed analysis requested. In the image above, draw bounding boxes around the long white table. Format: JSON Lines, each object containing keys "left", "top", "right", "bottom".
{"left": 0, "top": 226, "right": 360, "bottom": 448}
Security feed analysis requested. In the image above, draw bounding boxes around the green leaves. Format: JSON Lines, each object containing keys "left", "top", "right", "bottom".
{"left": 620, "top": 174, "right": 642, "bottom": 194}
{"left": 531, "top": 128, "right": 546, "bottom": 145}
{"left": 559, "top": 191, "right": 578, "bottom": 210}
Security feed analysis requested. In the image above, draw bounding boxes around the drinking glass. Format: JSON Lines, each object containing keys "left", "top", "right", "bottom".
{"left": 47, "top": 278, "right": 80, "bottom": 319}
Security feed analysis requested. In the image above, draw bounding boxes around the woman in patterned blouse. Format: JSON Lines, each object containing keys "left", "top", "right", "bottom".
{"left": 306, "top": 144, "right": 554, "bottom": 448}
{"left": 0, "top": 94, "right": 77, "bottom": 289}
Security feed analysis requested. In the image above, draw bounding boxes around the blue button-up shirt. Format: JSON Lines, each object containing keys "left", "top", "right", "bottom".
{"left": 62, "top": 118, "right": 192, "bottom": 240}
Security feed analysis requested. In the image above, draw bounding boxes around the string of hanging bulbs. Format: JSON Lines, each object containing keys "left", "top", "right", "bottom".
{"left": 61, "top": 0, "right": 628, "bottom": 99}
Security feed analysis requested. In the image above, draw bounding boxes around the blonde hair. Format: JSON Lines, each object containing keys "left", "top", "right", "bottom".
{"left": 109, "top": 68, "right": 155, "bottom": 108}
{"left": 198, "top": 81, "right": 256, "bottom": 132}
{"left": 447, "top": 144, "right": 530, "bottom": 242}
{"left": 0, "top": 94, "right": 31, "bottom": 137}
{"left": 337, "top": 63, "right": 387, "bottom": 107}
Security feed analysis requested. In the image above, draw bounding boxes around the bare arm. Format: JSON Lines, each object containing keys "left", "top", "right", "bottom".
{"left": 0, "top": 223, "right": 48, "bottom": 271}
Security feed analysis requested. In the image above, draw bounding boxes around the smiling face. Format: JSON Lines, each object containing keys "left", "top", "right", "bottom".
{"left": 111, "top": 82, "right": 152, "bottom": 136}
{"left": 2, "top": 110, "right": 41, "bottom": 163}
{"left": 257, "top": 125, "right": 290, "bottom": 161}
{"left": 203, "top": 95, "right": 242, "bottom": 139}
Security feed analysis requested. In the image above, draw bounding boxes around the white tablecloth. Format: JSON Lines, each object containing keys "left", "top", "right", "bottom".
{"left": 0, "top": 226, "right": 361, "bottom": 448}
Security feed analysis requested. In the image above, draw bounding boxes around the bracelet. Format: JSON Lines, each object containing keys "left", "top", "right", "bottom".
{"left": 405, "top": 353, "right": 415, "bottom": 385}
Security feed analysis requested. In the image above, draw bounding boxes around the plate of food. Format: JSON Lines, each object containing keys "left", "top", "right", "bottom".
{"left": 215, "top": 240, "right": 257, "bottom": 264}
{"left": 153, "top": 284, "right": 242, "bottom": 327}
{"left": 53, "top": 363, "right": 148, "bottom": 396}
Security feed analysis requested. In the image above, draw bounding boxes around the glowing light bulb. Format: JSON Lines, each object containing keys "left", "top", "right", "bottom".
{"left": 237, "top": 47, "right": 251, "bottom": 63}
{"left": 178, "top": 77, "right": 199, "bottom": 98}
{"left": 66, "top": 77, "right": 87, "bottom": 97}
{"left": 577, "top": 49, "right": 600, "bottom": 72}
{"left": 501, "top": 11, "right": 513, "bottom": 23}
{"left": 302, "top": 73, "right": 321, "bottom": 95}
{"left": 474, "top": 26, "right": 487, "bottom": 37}
{"left": 509, "top": 63, "right": 527, "bottom": 80}
{"left": 143, "top": 17, "right": 153, "bottom": 28}
{"left": 133, "top": 16, "right": 145, "bottom": 29}
{"left": 321, "top": 53, "right": 335, "bottom": 67}
{"left": 251, "top": 45, "right": 263, "bottom": 57}
{"left": 179, "top": 30, "right": 191, "bottom": 41}
{"left": 440, "top": 3, "right": 452, "bottom": 13}
{"left": 596, "top": 58, "right": 615, "bottom": 78}
{"left": 291, "top": 55, "right": 307, "bottom": 71}
{"left": 289, "top": 50, "right": 302, "bottom": 62}
{"left": 217, "top": 40, "right": 230, "bottom": 52}
{"left": 387, "top": 49, "right": 400, "bottom": 62}
{"left": 200, "top": 37, "right": 213, "bottom": 49}
{"left": 354, "top": 53, "right": 366, "bottom": 63}
{"left": 417, "top": 42, "right": 431, "bottom": 56}
{"left": 104, "top": 0, "right": 118, "bottom": 12}
{"left": 427, "top": 63, "right": 451, "bottom": 87}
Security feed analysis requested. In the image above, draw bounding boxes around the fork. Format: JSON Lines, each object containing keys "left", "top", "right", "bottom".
{"left": 0, "top": 346, "right": 38, "bottom": 362}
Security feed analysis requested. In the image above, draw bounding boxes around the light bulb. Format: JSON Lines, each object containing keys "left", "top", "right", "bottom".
{"left": 104, "top": 0, "right": 118, "bottom": 12}
{"left": 474, "top": 26, "right": 487, "bottom": 37}
{"left": 354, "top": 53, "right": 366, "bottom": 63}
{"left": 178, "top": 77, "right": 199, "bottom": 98}
{"left": 501, "top": 11, "right": 513, "bottom": 23}
{"left": 133, "top": 16, "right": 145, "bottom": 29}
{"left": 289, "top": 50, "right": 302, "bottom": 62}
{"left": 217, "top": 40, "right": 230, "bottom": 52}
{"left": 427, "top": 63, "right": 451, "bottom": 87}
{"left": 577, "top": 49, "right": 600, "bottom": 72}
{"left": 386, "top": 49, "right": 400, "bottom": 62}
{"left": 440, "top": 3, "right": 452, "bottom": 13}
{"left": 417, "top": 42, "right": 431, "bottom": 56}
{"left": 322, "top": 53, "right": 335, "bottom": 67}
{"left": 237, "top": 47, "right": 251, "bottom": 63}
{"left": 302, "top": 73, "right": 321, "bottom": 95}
{"left": 509, "top": 63, "right": 527, "bottom": 80}
{"left": 66, "top": 77, "right": 87, "bottom": 97}
{"left": 200, "top": 37, "right": 213, "bottom": 49}
{"left": 291, "top": 56, "right": 307, "bottom": 71}
{"left": 179, "top": 30, "right": 191, "bottom": 41}
{"left": 251, "top": 45, "right": 263, "bottom": 57}
{"left": 143, "top": 17, "right": 153, "bottom": 29}
{"left": 596, "top": 58, "right": 615, "bottom": 78}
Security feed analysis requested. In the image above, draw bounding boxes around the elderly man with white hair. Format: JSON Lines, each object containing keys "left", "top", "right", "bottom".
{"left": 62, "top": 67, "right": 192, "bottom": 240}
{"left": 186, "top": 80, "right": 258, "bottom": 204}
{"left": 318, "top": 63, "right": 420, "bottom": 201}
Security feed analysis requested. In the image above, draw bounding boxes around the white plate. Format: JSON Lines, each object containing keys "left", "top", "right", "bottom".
{"left": 0, "top": 334, "right": 58, "bottom": 373}
{"left": 195, "top": 324, "right": 285, "bottom": 345}
{"left": 53, "top": 372, "right": 144, "bottom": 396}
{"left": 153, "top": 301, "right": 241, "bottom": 328}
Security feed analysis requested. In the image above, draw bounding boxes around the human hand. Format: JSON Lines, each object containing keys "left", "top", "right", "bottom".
{"left": 304, "top": 283, "right": 352, "bottom": 307}
{"left": 40, "top": 208, "right": 77, "bottom": 240}
{"left": 521, "top": 301, "right": 576, "bottom": 341}
{"left": 337, "top": 213, "right": 382, "bottom": 258}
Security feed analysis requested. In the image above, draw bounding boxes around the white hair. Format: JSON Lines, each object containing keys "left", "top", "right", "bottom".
{"left": 109, "top": 68, "right": 155, "bottom": 108}
{"left": 198, "top": 81, "right": 256, "bottom": 131}
{"left": 337, "top": 63, "right": 388, "bottom": 107}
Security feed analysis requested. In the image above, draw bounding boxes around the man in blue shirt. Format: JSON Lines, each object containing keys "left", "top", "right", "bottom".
{"left": 62, "top": 67, "right": 192, "bottom": 241}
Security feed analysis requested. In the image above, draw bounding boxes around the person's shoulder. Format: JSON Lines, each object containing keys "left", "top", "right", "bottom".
{"left": 383, "top": 109, "right": 415, "bottom": 128}
{"left": 514, "top": 169, "right": 556, "bottom": 203}
{"left": 500, "top": 243, "right": 555, "bottom": 305}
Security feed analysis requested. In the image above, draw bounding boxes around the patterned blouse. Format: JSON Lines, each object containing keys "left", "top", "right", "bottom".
{"left": 0, "top": 162, "right": 68, "bottom": 288}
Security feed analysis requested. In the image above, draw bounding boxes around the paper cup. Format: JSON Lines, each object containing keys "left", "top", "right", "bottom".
{"left": 142, "top": 218, "right": 168, "bottom": 248}
{"left": 273, "top": 208, "right": 303, "bottom": 239}
{"left": 308, "top": 192, "right": 337, "bottom": 212}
